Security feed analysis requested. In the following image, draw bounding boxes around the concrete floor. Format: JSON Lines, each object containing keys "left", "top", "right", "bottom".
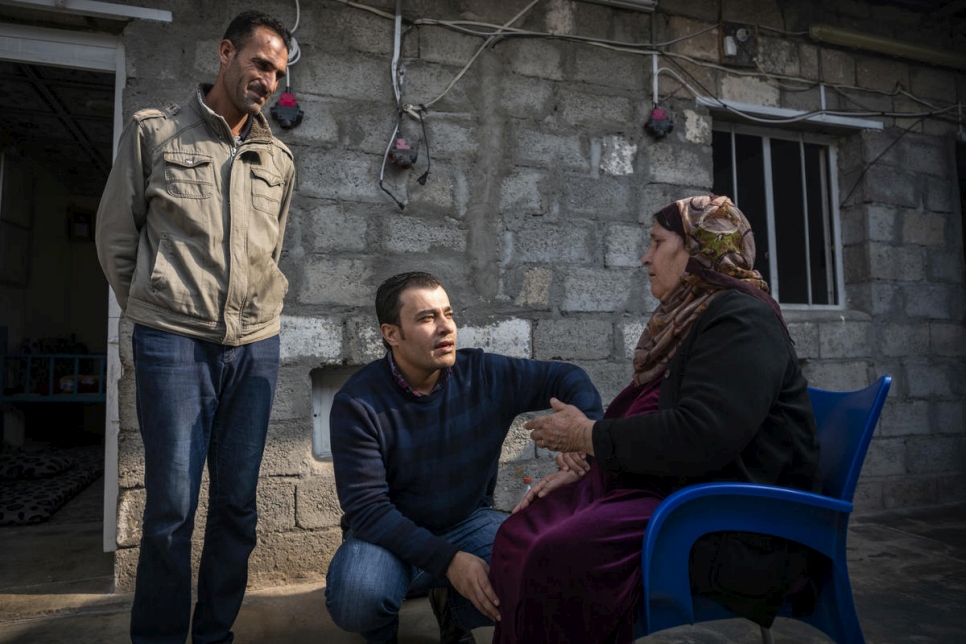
{"left": 1, "top": 476, "right": 964, "bottom": 643}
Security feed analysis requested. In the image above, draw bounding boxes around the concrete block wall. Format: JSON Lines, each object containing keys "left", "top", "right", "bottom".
{"left": 106, "top": 0, "right": 965, "bottom": 591}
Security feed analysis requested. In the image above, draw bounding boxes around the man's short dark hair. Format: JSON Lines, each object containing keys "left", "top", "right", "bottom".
{"left": 376, "top": 272, "right": 443, "bottom": 350}
{"left": 223, "top": 10, "right": 292, "bottom": 54}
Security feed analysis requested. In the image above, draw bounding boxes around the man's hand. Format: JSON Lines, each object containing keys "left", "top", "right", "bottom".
{"left": 556, "top": 451, "right": 590, "bottom": 476}
{"left": 512, "top": 469, "right": 580, "bottom": 514}
{"left": 445, "top": 551, "right": 501, "bottom": 621}
{"left": 525, "top": 398, "right": 596, "bottom": 455}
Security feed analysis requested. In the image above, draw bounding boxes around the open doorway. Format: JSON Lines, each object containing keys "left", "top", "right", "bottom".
{"left": 0, "top": 60, "right": 113, "bottom": 451}
{"left": 0, "top": 33, "right": 117, "bottom": 599}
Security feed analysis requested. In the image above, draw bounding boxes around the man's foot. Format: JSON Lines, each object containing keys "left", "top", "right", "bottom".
{"left": 428, "top": 588, "right": 475, "bottom": 644}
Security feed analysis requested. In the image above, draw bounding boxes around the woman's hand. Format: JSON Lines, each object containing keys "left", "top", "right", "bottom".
{"left": 525, "top": 398, "right": 596, "bottom": 455}
{"left": 512, "top": 469, "right": 580, "bottom": 514}
{"left": 556, "top": 451, "right": 590, "bottom": 477}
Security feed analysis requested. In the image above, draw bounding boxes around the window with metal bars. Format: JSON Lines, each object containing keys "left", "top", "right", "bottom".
{"left": 712, "top": 124, "right": 845, "bottom": 308}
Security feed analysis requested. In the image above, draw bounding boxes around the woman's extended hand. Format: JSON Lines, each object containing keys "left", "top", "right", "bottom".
{"left": 512, "top": 469, "right": 580, "bottom": 514}
{"left": 556, "top": 451, "right": 590, "bottom": 477}
{"left": 525, "top": 398, "right": 596, "bottom": 455}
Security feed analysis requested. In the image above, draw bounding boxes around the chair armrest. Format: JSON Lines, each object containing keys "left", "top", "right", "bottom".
{"left": 640, "top": 483, "right": 852, "bottom": 632}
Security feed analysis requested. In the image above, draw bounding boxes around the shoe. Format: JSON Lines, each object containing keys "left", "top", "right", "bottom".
{"left": 428, "top": 587, "right": 475, "bottom": 644}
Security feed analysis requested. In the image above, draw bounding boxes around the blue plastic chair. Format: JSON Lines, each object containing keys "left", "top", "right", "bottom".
{"left": 633, "top": 375, "right": 892, "bottom": 643}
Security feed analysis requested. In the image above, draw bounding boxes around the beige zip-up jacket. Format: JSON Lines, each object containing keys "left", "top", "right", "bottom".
{"left": 96, "top": 86, "right": 296, "bottom": 346}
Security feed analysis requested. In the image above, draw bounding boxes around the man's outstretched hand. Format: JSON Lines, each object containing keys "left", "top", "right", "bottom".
{"left": 445, "top": 551, "right": 501, "bottom": 622}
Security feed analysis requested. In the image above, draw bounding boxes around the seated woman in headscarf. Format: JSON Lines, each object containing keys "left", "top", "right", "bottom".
{"left": 489, "top": 195, "right": 821, "bottom": 644}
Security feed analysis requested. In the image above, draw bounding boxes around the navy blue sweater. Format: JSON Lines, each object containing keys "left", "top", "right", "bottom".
{"left": 330, "top": 348, "right": 603, "bottom": 579}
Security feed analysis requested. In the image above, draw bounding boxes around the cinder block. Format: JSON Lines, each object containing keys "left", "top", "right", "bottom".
{"left": 851, "top": 476, "right": 884, "bottom": 513}
{"left": 573, "top": 47, "right": 644, "bottom": 90}
{"left": 927, "top": 251, "right": 966, "bottom": 283}
{"left": 501, "top": 73, "right": 554, "bottom": 119}
{"left": 621, "top": 321, "right": 647, "bottom": 360}
{"left": 248, "top": 527, "right": 343, "bottom": 587}
{"left": 605, "top": 224, "right": 646, "bottom": 268}
{"left": 641, "top": 143, "right": 714, "bottom": 188}
{"left": 417, "top": 24, "right": 482, "bottom": 67}
{"left": 862, "top": 437, "right": 906, "bottom": 477}
{"left": 845, "top": 282, "right": 900, "bottom": 317}
{"left": 510, "top": 219, "right": 595, "bottom": 264}
{"left": 557, "top": 90, "right": 635, "bottom": 129}
{"left": 116, "top": 488, "right": 145, "bottom": 548}
{"left": 901, "top": 210, "right": 947, "bottom": 246}
{"left": 575, "top": 360, "right": 632, "bottom": 410}
{"left": 906, "top": 435, "right": 966, "bottom": 475}
{"left": 905, "top": 283, "right": 956, "bottom": 320}
{"left": 820, "top": 48, "right": 856, "bottom": 85}
{"left": 876, "top": 400, "right": 930, "bottom": 437}
{"left": 385, "top": 215, "right": 466, "bottom": 254}
{"left": 924, "top": 175, "right": 954, "bottom": 213}
{"left": 421, "top": 116, "right": 478, "bottom": 160}
{"left": 256, "top": 477, "right": 297, "bottom": 534}
{"left": 783, "top": 320, "right": 819, "bottom": 360}
{"left": 900, "top": 136, "right": 948, "bottom": 178}
{"left": 879, "top": 323, "right": 929, "bottom": 358}
{"left": 910, "top": 66, "right": 958, "bottom": 102}
{"left": 514, "top": 267, "right": 553, "bottom": 310}
{"left": 861, "top": 166, "right": 919, "bottom": 208}
{"left": 758, "top": 35, "right": 801, "bottom": 76}
{"left": 818, "top": 319, "right": 872, "bottom": 359}
{"left": 562, "top": 175, "right": 633, "bottom": 218}
{"left": 312, "top": 54, "right": 398, "bottom": 102}
{"left": 280, "top": 315, "right": 343, "bottom": 363}
{"left": 800, "top": 360, "right": 871, "bottom": 392}
{"left": 298, "top": 258, "right": 373, "bottom": 306}
{"left": 866, "top": 205, "right": 900, "bottom": 242}
{"left": 721, "top": 75, "right": 781, "bottom": 107}
{"left": 666, "top": 15, "right": 719, "bottom": 61}
{"left": 295, "top": 467, "right": 342, "bottom": 530}
{"left": 504, "top": 39, "right": 566, "bottom": 81}
{"left": 508, "top": 121, "right": 590, "bottom": 172}
{"left": 500, "top": 168, "right": 545, "bottom": 214}
{"left": 930, "top": 323, "right": 965, "bottom": 356}
{"left": 271, "top": 365, "right": 314, "bottom": 423}
{"left": 277, "top": 95, "right": 338, "bottom": 147}
{"left": 533, "top": 319, "right": 613, "bottom": 361}
{"left": 458, "top": 319, "right": 532, "bottom": 358}
{"left": 856, "top": 58, "right": 909, "bottom": 93}
{"left": 904, "top": 361, "right": 953, "bottom": 399}
{"left": 293, "top": 201, "right": 370, "bottom": 254}
{"left": 500, "top": 416, "right": 538, "bottom": 466}
{"left": 261, "top": 419, "right": 319, "bottom": 478}
{"left": 562, "top": 268, "right": 635, "bottom": 312}
{"left": 934, "top": 401, "right": 965, "bottom": 434}
{"left": 600, "top": 135, "right": 639, "bottom": 177}
{"left": 297, "top": 149, "right": 384, "bottom": 202}
{"left": 117, "top": 430, "right": 144, "bottom": 489}
{"left": 346, "top": 316, "right": 386, "bottom": 365}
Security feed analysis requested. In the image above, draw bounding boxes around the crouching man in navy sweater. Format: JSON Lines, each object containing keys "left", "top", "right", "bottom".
{"left": 325, "top": 271, "right": 603, "bottom": 644}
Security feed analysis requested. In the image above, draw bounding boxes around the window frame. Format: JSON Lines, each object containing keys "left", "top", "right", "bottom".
{"left": 713, "top": 122, "right": 846, "bottom": 311}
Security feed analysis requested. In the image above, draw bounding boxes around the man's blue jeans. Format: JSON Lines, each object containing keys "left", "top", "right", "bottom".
{"left": 129, "top": 325, "right": 280, "bottom": 644}
{"left": 325, "top": 507, "right": 506, "bottom": 643}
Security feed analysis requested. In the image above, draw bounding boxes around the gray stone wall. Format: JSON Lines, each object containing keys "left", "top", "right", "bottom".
{"left": 107, "top": 0, "right": 964, "bottom": 591}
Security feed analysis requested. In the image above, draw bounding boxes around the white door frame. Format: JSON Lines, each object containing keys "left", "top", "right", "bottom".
{"left": 0, "top": 23, "right": 126, "bottom": 552}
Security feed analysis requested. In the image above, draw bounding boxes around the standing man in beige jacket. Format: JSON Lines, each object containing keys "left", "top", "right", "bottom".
{"left": 95, "top": 11, "right": 296, "bottom": 644}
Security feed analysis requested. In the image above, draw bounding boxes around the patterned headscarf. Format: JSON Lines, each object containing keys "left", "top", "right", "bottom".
{"left": 632, "top": 195, "right": 786, "bottom": 386}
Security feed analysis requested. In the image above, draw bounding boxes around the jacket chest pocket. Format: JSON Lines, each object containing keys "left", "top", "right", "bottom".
{"left": 251, "top": 165, "right": 284, "bottom": 214}
{"left": 164, "top": 151, "right": 214, "bottom": 199}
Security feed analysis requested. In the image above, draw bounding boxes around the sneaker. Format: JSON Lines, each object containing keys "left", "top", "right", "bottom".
{"left": 428, "top": 588, "right": 475, "bottom": 644}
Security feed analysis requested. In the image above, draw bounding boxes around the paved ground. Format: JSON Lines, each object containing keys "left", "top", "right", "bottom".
{"left": 0, "top": 477, "right": 964, "bottom": 643}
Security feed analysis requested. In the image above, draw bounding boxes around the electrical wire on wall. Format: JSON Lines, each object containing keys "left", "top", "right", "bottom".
{"left": 334, "top": 0, "right": 962, "bottom": 132}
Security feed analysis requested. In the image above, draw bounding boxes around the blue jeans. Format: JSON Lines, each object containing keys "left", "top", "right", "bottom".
{"left": 325, "top": 507, "right": 507, "bottom": 643}
{"left": 129, "top": 325, "right": 280, "bottom": 644}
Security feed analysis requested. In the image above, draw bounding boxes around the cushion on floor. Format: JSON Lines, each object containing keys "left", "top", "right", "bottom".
{"left": 0, "top": 446, "right": 103, "bottom": 526}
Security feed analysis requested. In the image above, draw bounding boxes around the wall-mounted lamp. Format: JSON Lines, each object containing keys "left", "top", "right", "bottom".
{"left": 809, "top": 24, "right": 966, "bottom": 71}
{"left": 579, "top": 0, "right": 658, "bottom": 12}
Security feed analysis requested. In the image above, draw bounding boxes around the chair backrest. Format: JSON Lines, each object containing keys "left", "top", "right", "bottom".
{"left": 808, "top": 375, "right": 891, "bottom": 502}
